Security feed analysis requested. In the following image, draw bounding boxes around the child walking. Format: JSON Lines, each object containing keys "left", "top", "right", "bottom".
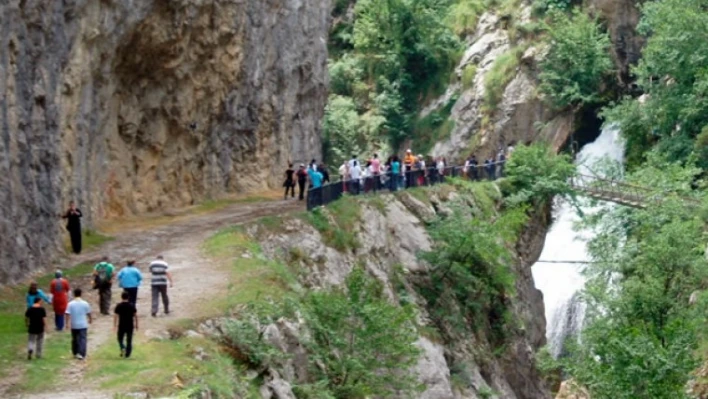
{"left": 25, "top": 297, "right": 47, "bottom": 360}
{"left": 114, "top": 291, "right": 138, "bottom": 358}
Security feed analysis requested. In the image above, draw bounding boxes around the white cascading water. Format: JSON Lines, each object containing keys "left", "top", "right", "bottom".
{"left": 531, "top": 126, "right": 625, "bottom": 357}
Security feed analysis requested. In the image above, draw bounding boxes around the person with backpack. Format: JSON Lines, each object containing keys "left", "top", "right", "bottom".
{"left": 49, "top": 271, "right": 70, "bottom": 331}
{"left": 93, "top": 257, "right": 115, "bottom": 315}
{"left": 25, "top": 297, "right": 47, "bottom": 360}
{"left": 296, "top": 164, "right": 308, "bottom": 201}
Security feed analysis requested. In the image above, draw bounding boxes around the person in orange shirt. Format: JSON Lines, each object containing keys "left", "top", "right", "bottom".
{"left": 403, "top": 149, "right": 416, "bottom": 172}
{"left": 49, "top": 271, "right": 70, "bottom": 331}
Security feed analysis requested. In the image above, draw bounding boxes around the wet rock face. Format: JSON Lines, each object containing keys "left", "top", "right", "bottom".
{"left": 0, "top": 0, "right": 329, "bottom": 283}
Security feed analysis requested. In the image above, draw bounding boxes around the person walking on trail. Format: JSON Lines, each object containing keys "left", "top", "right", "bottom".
{"left": 26, "top": 282, "right": 51, "bottom": 309}
{"left": 404, "top": 149, "right": 416, "bottom": 172}
{"left": 465, "top": 155, "right": 479, "bottom": 181}
{"left": 319, "top": 163, "right": 330, "bottom": 184}
{"left": 485, "top": 158, "right": 496, "bottom": 180}
{"left": 49, "top": 271, "right": 70, "bottom": 331}
{"left": 371, "top": 154, "right": 381, "bottom": 191}
{"left": 114, "top": 291, "right": 138, "bottom": 358}
{"left": 348, "top": 155, "right": 362, "bottom": 195}
{"left": 307, "top": 167, "right": 324, "bottom": 206}
{"left": 62, "top": 201, "right": 83, "bottom": 254}
{"left": 25, "top": 297, "right": 47, "bottom": 360}
{"left": 149, "top": 255, "right": 173, "bottom": 317}
{"left": 93, "top": 256, "right": 115, "bottom": 315}
{"left": 497, "top": 151, "right": 506, "bottom": 178}
{"left": 391, "top": 156, "right": 402, "bottom": 191}
{"left": 117, "top": 261, "right": 143, "bottom": 308}
{"left": 66, "top": 288, "right": 92, "bottom": 360}
{"left": 283, "top": 164, "right": 296, "bottom": 200}
{"left": 296, "top": 164, "right": 308, "bottom": 201}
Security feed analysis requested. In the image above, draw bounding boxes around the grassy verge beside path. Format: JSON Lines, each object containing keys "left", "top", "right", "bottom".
{"left": 0, "top": 262, "right": 95, "bottom": 393}
{"left": 82, "top": 226, "right": 296, "bottom": 397}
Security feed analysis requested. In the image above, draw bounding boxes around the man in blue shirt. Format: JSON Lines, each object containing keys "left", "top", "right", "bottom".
{"left": 117, "top": 261, "right": 143, "bottom": 308}
{"left": 66, "top": 288, "right": 92, "bottom": 360}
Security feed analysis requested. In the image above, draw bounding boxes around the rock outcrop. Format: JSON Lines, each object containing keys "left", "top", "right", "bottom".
{"left": 0, "top": 0, "right": 329, "bottom": 283}
{"left": 248, "top": 186, "right": 551, "bottom": 398}
{"left": 431, "top": 10, "right": 574, "bottom": 162}
{"left": 431, "top": 0, "right": 644, "bottom": 162}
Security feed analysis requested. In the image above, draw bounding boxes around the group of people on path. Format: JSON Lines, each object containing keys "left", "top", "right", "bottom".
{"left": 290, "top": 145, "right": 515, "bottom": 205}
{"left": 283, "top": 159, "right": 331, "bottom": 201}
{"left": 24, "top": 256, "right": 173, "bottom": 361}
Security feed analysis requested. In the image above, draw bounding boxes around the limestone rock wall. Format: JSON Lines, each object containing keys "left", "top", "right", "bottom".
{"left": 0, "top": 0, "right": 330, "bottom": 283}
{"left": 431, "top": 9, "right": 574, "bottom": 162}
{"left": 431, "top": 0, "right": 643, "bottom": 162}
{"left": 251, "top": 187, "right": 551, "bottom": 399}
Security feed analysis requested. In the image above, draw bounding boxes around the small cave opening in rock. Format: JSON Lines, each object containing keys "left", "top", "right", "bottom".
{"left": 561, "top": 105, "right": 605, "bottom": 156}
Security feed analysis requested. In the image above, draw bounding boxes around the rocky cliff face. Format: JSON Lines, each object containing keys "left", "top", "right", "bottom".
{"left": 431, "top": 0, "right": 643, "bottom": 162}
{"left": 243, "top": 186, "right": 551, "bottom": 399}
{"left": 0, "top": 0, "right": 329, "bottom": 283}
{"left": 431, "top": 8, "right": 574, "bottom": 162}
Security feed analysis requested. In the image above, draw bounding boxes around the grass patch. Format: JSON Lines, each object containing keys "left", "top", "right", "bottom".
{"left": 64, "top": 229, "right": 113, "bottom": 253}
{"left": 13, "top": 332, "right": 73, "bottom": 393}
{"left": 87, "top": 336, "right": 249, "bottom": 398}
{"left": 204, "top": 228, "right": 296, "bottom": 307}
{"left": 482, "top": 47, "right": 523, "bottom": 114}
{"left": 413, "top": 95, "right": 458, "bottom": 155}
{"left": 0, "top": 262, "right": 95, "bottom": 389}
{"left": 303, "top": 196, "right": 362, "bottom": 252}
{"left": 195, "top": 195, "right": 274, "bottom": 213}
{"left": 461, "top": 64, "right": 478, "bottom": 89}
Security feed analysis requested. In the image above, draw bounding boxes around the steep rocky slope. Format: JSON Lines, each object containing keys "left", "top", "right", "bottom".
{"left": 228, "top": 185, "right": 552, "bottom": 398}
{"left": 430, "top": 0, "right": 642, "bottom": 161}
{"left": 0, "top": 0, "right": 329, "bottom": 283}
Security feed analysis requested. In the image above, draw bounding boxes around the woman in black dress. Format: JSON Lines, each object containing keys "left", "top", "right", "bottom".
{"left": 283, "top": 164, "right": 295, "bottom": 200}
{"left": 62, "top": 201, "right": 82, "bottom": 254}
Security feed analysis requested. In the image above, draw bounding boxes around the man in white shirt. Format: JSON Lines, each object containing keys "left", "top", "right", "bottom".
{"left": 348, "top": 155, "right": 361, "bottom": 194}
{"left": 149, "top": 255, "right": 173, "bottom": 317}
{"left": 66, "top": 288, "right": 92, "bottom": 360}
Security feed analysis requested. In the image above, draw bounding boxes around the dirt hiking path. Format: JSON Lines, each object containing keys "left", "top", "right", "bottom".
{"left": 8, "top": 198, "right": 303, "bottom": 399}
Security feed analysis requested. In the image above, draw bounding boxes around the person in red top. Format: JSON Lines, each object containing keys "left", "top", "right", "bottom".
{"left": 49, "top": 270, "right": 70, "bottom": 331}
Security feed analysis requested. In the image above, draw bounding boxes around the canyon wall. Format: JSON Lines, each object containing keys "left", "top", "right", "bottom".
{"left": 0, "top": 0, "right": 330, "bottom": 283}
{"left": 239, "top": 185, "right": 552, "bottom": 398}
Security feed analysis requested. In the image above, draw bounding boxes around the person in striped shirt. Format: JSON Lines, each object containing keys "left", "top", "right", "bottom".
{"left": 149, "top": 256, "right": 173, "bottom": 317}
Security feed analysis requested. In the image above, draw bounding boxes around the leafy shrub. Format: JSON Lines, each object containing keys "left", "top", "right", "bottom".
{"left": 228, "top": 269, "right": 421, "bottom": 399}
{"left": 503, "top": 143, "right": 576, "bottom": 206}
{"left": 419, "top": 199, "right": 529, "bottom": 342}
{"left": 461, "top": 64, "right": 478, "bottom": 89}
{"left": 539, "top": 9, "right": 613, "bottom": 109}
{"left": 329, "top": 55, "right": 364, "bottom": 96}
{"left": 483, "top": 47, "right": 522, "bottom": 113}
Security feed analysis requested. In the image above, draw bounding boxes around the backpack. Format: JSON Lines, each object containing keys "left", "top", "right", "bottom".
{"left": 96, "top": 262, "right": 111, "bottom": 284}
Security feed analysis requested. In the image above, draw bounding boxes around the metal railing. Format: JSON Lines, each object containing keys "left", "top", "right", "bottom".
{"left": 306, "top": 161, "right": 506, "bottom": 211}
{"left": 570, "top": 174, "right": 701, "bottom": 208}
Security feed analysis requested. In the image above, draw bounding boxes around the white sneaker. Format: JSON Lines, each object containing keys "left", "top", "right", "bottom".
{"left": 75, "top": 354, "right": 84, "bottom": 360}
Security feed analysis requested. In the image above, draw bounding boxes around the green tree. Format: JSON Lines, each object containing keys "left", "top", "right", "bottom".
{"left": 322, "top": 95, "right": 364, "bottom": 167}
{"left": 503, "top": 143, "right": 576, "bottom": 206}
{"left": 419, "top": 195, "right": 529, "bottom": 341}
{"left": 539, "top": 9, "right": 613, "bottom": 109}
{"left": 604, "top": 0, "right": 708, "bottom": 166}
{"left": 301, "top": 268, "right": 421, "bottom": 398}
{"left": 565, "top": 158, "right": 707, "bottom": 399}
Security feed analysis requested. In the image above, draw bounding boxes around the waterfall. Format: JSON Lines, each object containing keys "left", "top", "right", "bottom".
{"left": 531, "top": 126, "right": 625, "bottom": 357}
